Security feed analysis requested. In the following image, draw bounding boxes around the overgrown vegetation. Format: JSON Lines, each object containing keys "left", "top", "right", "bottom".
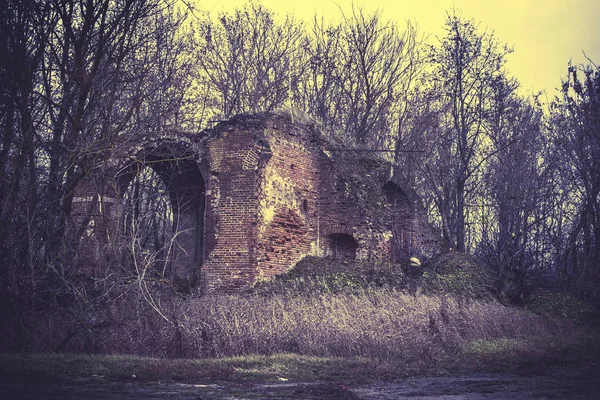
{"left": 1, "top": 285, "right": 599, "bottom": 383}
{"left": 2, "top": 0, "right": 599, "bottom": 313}
{"left": 1, "top": 0, "right": 599, "bottom": 378}
{"left": 2, "top": 325, "right": 600, "bottom": 385}
{"left": 252, "top": 257, "right": 407, "bottom": 295}
{"left": 178, "top": 290, "right": 592, "bottom": 361}
{"left": 2, "top": 255, "right": 598, "bottom": 372}
{"left": 254, "top": 253, "right": 495, "bottom": 301}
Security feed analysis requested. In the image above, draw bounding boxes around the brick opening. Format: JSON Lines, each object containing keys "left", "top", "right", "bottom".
{"left": 302, "top": 199, "right": 309, "bottom": 213}
{"left": 121, "top": 166, "right": 174, "bottom": 271}
{"left": 327, "top": 233, "right": 358, "bottom": 260}
{"left": 117, "top": 154, "right": 205, "bottom": 286}
{"left": 383, "top": 181, "right": 413, "bottom": 262}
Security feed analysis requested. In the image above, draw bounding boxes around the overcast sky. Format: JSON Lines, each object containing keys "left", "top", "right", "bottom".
{"left": 199, "top": 0, "right": 600, "bottom": 96}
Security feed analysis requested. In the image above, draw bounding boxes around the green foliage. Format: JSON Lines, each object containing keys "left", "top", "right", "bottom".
{"left": 463, "top": 338, "right": 524, "bottom": 356}
{"left": 421, "top": 252, "right": 494, "bottom": 299}
{"left": 526, "top": 289, "right": 598, "bottom": 322}
{"left": 252, "top": 256, "right": 407, "bottom": 295}
{"left": 255, "top": 252, "right": 502, "bottom": 300}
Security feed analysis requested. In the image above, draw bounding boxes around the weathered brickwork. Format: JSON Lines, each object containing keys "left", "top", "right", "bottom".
{"left": 200, "top": 125, "right": 265, "bottom": 290}
{"left": 70, "top": 112, "right": 443, "bottom": 291}
{"left": 254, "top": 119, "right": 320, "bottom": 283}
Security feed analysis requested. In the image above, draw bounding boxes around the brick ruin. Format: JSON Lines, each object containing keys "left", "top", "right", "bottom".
{"left": 70, "top": 111, "right": 442, "bottom": 291}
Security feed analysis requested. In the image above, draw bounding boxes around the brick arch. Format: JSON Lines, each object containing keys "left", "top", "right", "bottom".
{"left": 114, "top": 142, "right": 206, "bottom": 216}
{"left": 72, "top": 139, "right": 207, "bottom": 289}
{"left": 118, "top": 142, "right": 206, "bottom": 287}
{"left": 321, "top": 223, "right": 354, "bottom": 237}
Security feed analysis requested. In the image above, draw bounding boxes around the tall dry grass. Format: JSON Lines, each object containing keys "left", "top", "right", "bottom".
{"left": 4, "top": 274, "right": 596, "bottom": 368}
{"left": 177, "top": 290, "right": 572, "bottom": 361}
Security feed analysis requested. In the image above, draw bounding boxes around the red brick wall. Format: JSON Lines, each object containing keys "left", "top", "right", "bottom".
{"left": 316, "top": 154, "right": 367, "bottom": 256}
{"left": 70, "top": 112, "right": 443, "bottom": 291}
{"left": 200, "top": 125, "right": 264, "bottom": 291}
{"left": 254, "top": 120, "right": 320, "bottom": 280}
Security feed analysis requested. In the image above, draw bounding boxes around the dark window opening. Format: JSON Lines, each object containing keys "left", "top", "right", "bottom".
{"left": 327, "top": 233, "right": 358, "bottom": 261}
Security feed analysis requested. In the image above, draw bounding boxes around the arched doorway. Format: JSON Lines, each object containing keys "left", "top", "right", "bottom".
{"left": 116, "top": 146, "right": 205, "bottom": 289}
{"left": 121, "top": 166, "right": 174, "bottom": 275}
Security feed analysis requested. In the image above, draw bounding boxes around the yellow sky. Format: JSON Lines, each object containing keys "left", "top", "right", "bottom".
{"left": 198, "top": 0, "right": 600, "bottom": 95}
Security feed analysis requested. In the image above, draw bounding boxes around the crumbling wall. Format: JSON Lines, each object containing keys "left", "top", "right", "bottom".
{"left": 254, "top": 116, "right": 320, "bottom": 280}
{"left": 70, "top": 112, "right": 443, "bottom": 292}
{"left": 316, "top": 151, "right": 366, "bottom": 252}
{"left": 70, "top": 140, "right": 207, "bottom": 287}
{"left": 199, "top": 119, "right": 269, "bottom": 291}
{"left": 69, "top": 171, "right": 121, "bottom": 275}
{"left": 316, "top": 150, "right": 399, "bottom": 261}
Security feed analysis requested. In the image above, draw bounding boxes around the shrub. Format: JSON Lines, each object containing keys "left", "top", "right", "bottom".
{"left": 252, "top": 256, "right": 407, "bottom": 295}
{"left": 525, "top": 288, "right": 599, "bottom": 322}
{"left": 421, "top": 252, "right": 494, "bottom": 299}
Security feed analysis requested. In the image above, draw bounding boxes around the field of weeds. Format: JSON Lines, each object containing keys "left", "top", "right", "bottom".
{"left": 180, "top": 291, "right": 574, "bottom": 361}
{"left": 1, "top": 290, "right": 598, "bottom": 384}
{"left": 2, "top": 254, "right": 599, "bottom": 381}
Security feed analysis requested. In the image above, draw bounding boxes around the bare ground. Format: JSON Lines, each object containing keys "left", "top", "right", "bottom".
{"left": 2, "top": 362, "right": 599, "bottom": 399}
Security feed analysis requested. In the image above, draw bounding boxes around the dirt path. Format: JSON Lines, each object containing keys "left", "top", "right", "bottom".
{"left": 3, "top": 363, "right": 599, "bottom": 399}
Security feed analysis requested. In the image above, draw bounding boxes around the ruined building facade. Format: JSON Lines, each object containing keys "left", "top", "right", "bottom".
{"left": 70, "top": 112, "right": 442, "bottom": 291}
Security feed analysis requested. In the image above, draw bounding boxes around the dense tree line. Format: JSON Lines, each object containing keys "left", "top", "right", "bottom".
{"left": 0, "top": 0, "right": 598, "bottom": 307}
{"left": 0, "top": 0, "right": 194, "bottom": 306}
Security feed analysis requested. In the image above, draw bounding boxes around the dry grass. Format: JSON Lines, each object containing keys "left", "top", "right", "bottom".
{"left": 2, "top": 288, "right": 599, "bottom": 383}
{"left": 1, "top": 290, "right": 598, "bottom": 384}
{"left": 3, "top": 255, "right": 599, "bottom": 381}
{"left": 178, "top": 291, "right": 589, "bottom": 363}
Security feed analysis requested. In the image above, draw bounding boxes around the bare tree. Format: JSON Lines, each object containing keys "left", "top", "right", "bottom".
{"left": 476, "top": 77, "right": 550, "bottom": 301}
{"left": 419, "top": 10, "right": 512, "bottom": 252}
{"left": 0, "top": 0, "right": 197, "bottom": 307}
{"left": 35, "top": 0, "right": 199, "bottom": 267}
{"left": 196, "top": 1, "right": 307, "bottom": 119}
{"left": 37, "top": 0, "right": 162, "bottom": 264}
{"left": 0, "top": 0, "right": 56, "bottom": 284}
{"left": 551, "top": 62, "right": 600, "bottom": 297}
{"left": 299, "top": 9, "right": 421, "bottom": 147}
